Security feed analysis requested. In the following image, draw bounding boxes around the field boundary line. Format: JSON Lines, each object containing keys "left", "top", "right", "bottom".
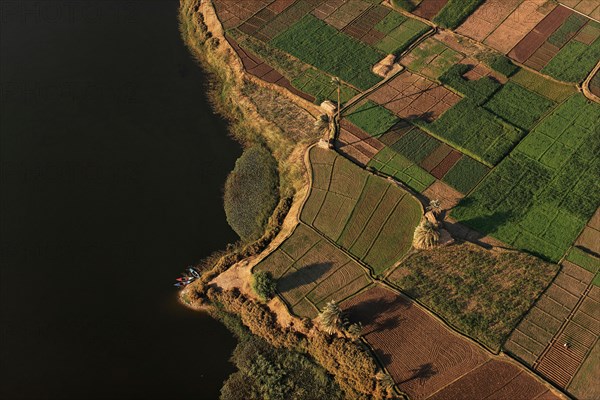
{"left": 581, "top": 59, "right": 600, "bottom": 103}
{"left": 331, "top": 168, "right": 370, "bottom": 242}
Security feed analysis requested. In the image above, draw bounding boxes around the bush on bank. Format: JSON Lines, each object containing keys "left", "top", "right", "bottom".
{"left": 224, "top": 144, "right": 279, "bottom": 241}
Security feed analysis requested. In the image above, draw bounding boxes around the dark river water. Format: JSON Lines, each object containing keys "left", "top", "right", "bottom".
{"left": 1, "top": 1, "right": 241, "bottom": 399}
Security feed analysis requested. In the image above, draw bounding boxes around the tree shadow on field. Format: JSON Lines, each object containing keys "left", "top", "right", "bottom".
{"left": 344, "top": 295, "right": 410, "bottom": 334}
{"left": 445, "top": 210, "right": 513, "bottom": 250}
{"left": 276, "top": 262, "right": 334, "bottom": 293}
{"left": 399, "top": 363, "right": 437, "bottom": 385}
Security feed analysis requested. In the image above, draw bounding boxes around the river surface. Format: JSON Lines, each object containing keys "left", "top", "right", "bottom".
{"left": 1, "top": 1, "right": 241, "bottom": 398}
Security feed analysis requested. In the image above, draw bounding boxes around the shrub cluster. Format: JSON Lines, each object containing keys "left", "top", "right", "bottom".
{"left": 224, "top": 144, "right": 279, "bottom": 241}
{"left": 433, "top": 0, "right": 485, "bottom": 29}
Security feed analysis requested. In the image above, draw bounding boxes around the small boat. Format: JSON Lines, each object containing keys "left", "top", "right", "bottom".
{"left": 176, "top": 277, "right": 193, "bottom": 282}
{"left": 187, "top": 267, "right": 200, "bottom": 278}
{"left": 174, "top": 282, "right": 185, "bottom": 287}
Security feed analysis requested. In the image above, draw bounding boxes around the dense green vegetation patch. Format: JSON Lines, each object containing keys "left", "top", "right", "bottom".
{"left": 441, "top": 156, "right": 490, "bottom": 194}
{"left": 291, "top": 68, "right": 359, "bottom": 105}
{"left": 271, "top": 15, "right": 383, "bottom": 90}
{"left": 510, "top": 69, "right": 576, "bottom": 102}
{"left": 485, "top": 54, "right": 520, "bottom": 77}
{"left": 389, "top": 242, "right": 559, "bottom": 349}
{"left": 418, "top": 98, "right": 524, "bottom": 166}
{"left": 368, "top": 147, "right": 436, "bottom": 193}
{"left": 541, "top": 37, "right": 600, "bottom": 83}
{"left": 433, "top": 0, "right": 485, "bottom": 29}
{"left": 484, "top": 82, "right": 556, "bottom": 130}
{"left": 548, "top": 13, "right": 588, "bottom": 48}
{"left": 452, "top": 95, "right": 600, "bottom": 262}
{"left": 374, "top": 18, "right": 430, "bottom": 55}
{"left": 390, "top": 0, "right": 417, "bottom": 12}
{"left": 566, "top": 247, "right": 600, "bottom": 273}
{"left": 439, "top": 64, "right": 501, "bottom": 105}
{"left": 345, "top": 101, "right": 399, "bottom": 137}
{"left": 389, "top": 127, "right": 440, "bottom": 164}
{"left": 224, "top": 145, "right": 279, "bottom": 241}
{"left": 374, "top": 9, "right": 408, "bottom": 34}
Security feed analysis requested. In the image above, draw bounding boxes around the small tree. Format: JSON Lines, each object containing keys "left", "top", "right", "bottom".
{"left": 426, "top": 199, "right": 442, "bottom": 216}
{"left": 319, "top": 300, "right": 345, "bottom": 334}
{"left": 413, "top": 220, "right": 440, "bottom": 250}
{"left": 346, "top": 322, "right": 363, "bottom": 341}
{"left": 252, "top": 271, "right": 276, "bottom": 301}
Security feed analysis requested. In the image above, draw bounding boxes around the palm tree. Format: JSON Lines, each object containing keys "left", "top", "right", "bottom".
{"left": 426, "top": 199, "right": 442, "bottom": 216}
{"left": 319, "top": 300, "right": 344, "bottom": 334}
{"left": 331, "top": 76, "right": 341, "bottom": 119}
{"left": 413, "top": 220, "right": 440, "bottom": 249}
{"left": 346, "top": 322, "right": 363, "bottom": 341}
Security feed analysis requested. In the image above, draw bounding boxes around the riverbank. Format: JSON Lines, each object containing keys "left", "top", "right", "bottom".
{"left": 177, "top": 1, "right": 398, "bottom": 398}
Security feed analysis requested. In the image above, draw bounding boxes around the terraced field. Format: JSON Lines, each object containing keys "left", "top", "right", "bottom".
{"left": 302, "top": 147, "right": 422, "bottom": 275}
{"left": 341, "top": 285, "right": 562, "bottom": 400}
{"left": 504, "top": 248, "right": 600, "bottom": 394}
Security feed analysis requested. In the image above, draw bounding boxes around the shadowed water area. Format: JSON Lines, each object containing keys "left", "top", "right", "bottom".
{"left": 1, "top": 1, "right": 240, "bottom": 398}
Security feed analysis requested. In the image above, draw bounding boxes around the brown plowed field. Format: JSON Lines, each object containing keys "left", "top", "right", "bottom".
{"left": 342, "top": 5, "right": 389, "bottom": 45}
{"left": 430, "top": 150, "right": 462, "bottom": 179}
{"left": 213, "top": 0, "right": 273, "bottom": 29}
{"left": 335, "top": 120, "right": 385, "bottom": 166}
{"left": 509, "top": 5, "right": 573, "bottom": 63}
{"left": 456, "top": 0, "right": 523, "bottom": 42}
{"left": 413, "top": 0, "right": 449, "bottom": 21}
{"left": 368, "top": 71, "right": 460, "bottom": 122}
{"left": 341, "top": 285, "right": 561, "bottom": 399}
{"left": 560, "top": 0, "right": 600, "bottom": 21}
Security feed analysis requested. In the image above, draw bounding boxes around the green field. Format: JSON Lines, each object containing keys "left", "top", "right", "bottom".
{"left": 419, "top": 98, "right": 524, "bottom": 166}
{"left": 433, "top": 0, "right": 485, "bottom": 29}
{"left": 402, "top": 37, "right": 464, "bottom": 79}
{"left": 541, "top": 36, "right": 600, "bottom": 83}
{"left": 345, "top": 101, "right": 399, "bottom": 137}
{"left": 442, "top": 156, "right": 490, "bottom": 194}
{"left": 374, "top": 16, "right": 429, "bottom": 55}
{"left": 368, "top": 147, "right": 436, "bottom": 193}
{"left": 509, "top": 69, "right": 576, "bottom": 102}
{"left": 388, "top": 242, "right": 559, "bottom": 349}
{"left": 439, "top": 64, "right": 500, "bottom": 105}
{"left": 292, "top": 68, "right": 359, "bottom": 104}
{"left": 303, "top": 147, "right": 422, "bottom": 275}
{"left": 452, "top": 95, "right": 600, "bottom": 262}
{"left": 484, "top": 82, "right": 556, "bottom": 130}
{"left": 271, "top": 14, "right": 383, "bottom": 90}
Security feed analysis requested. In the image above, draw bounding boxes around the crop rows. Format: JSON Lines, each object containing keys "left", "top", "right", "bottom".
{"left": 452, "top": 94, "right": 600, "bottom": 262}
{"left": 303, "top": 147, "right": 422, "bottom": 276}
{"left": 271, "top": 14, "right": 383, "bottom": 90}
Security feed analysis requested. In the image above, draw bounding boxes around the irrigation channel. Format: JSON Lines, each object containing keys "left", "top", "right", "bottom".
{"left": 1, "top": 1, "right": 241, "bottom": 398}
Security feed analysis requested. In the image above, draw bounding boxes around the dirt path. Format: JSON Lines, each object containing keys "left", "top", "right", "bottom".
{"left": 582, "top": 60, "right": 600, "bottom": 103}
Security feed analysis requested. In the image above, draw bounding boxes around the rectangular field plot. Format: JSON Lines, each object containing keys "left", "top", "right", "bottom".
{"left": 483, "top": 82, "right": 556, "bottom": 130}
{"left": 367, "top": 71, "right": 462, "bottom": 122}
{"left": 345, "top": 100, "right": 400, "bottom": 138}
{"left": 400, "top": 37, "right": 465, "bottom": 79}
{"left": 291, "top": 68, "right": 359, "bottom": 105}
{"left": 390, "top": 241, "right": 559, "bottom": 349}
{"left": 303, "top": 147, "right": 422, "bottom": 276}
{"left": 341, "top": 285, "right": 490, "bottom": 399}
{"left": 368, "top": 147, "right": 436, "bottom": 192}
{"left": 452, "top": 94, "right": 600, "bottom": 262}
{"left": 373, "top": 16, "right": 430, "bottom": 55}
{"left": 271, "top": 14, "right": 383, "bottom": 90}
{"left": 509, "top": 69, "right": 576, "bottom": 102}
{"left": 255, "top": 222, "right": 372, "bottom": 318}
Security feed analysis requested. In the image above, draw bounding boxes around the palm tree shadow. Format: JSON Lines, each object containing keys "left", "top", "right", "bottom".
{"left": 276, "top": 262, "right": 334, "bottom": 293}
{"left": 399, "top": 363, "right": 437, "bottom": 384}
{"left": 344, "top": 296, "right": 410, "bottom": 334}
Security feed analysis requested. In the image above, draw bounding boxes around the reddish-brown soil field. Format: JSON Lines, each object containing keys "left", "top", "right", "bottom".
{"left": 342, "top": 285, "right": 562, "bottom": 399}
{"left": 225, "top": 36, "right": 315, "bottom": 102}
{"left": 485, "top": 0, "right": 555, "bottom": 54}
{"left": 335, "top": 120, "right": 385, "bottom": 166}
{"left": 575, "top": 206, "right": 600, "bottom": 254}
{"left": 342, "top": 5, "right": 389, "bottom": 45}
{"left": 422, "top": 180, "right": 464, "bottom": 210}
{"left": 427, "top": 359, "right": 555, "bottom": 400}
{"left": 456, "top": 0, "right": 523, "bottom": 42}
{"left": 213, "top": 0, "right": 272, "bottom": 29}
{"left": 509, "top": 5, "right": 573, "bottom": 63}
{"left": 368, "top": 71, "right": 460, "bottom": 121}
{"left": 342, "top": 285, "right": 489, "bottom": 399}
{"left": 430, "top": 150, "right": 462, "bottom": 179}
{"left": 413, "top": 0, "right": 449, "bottom": 20}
